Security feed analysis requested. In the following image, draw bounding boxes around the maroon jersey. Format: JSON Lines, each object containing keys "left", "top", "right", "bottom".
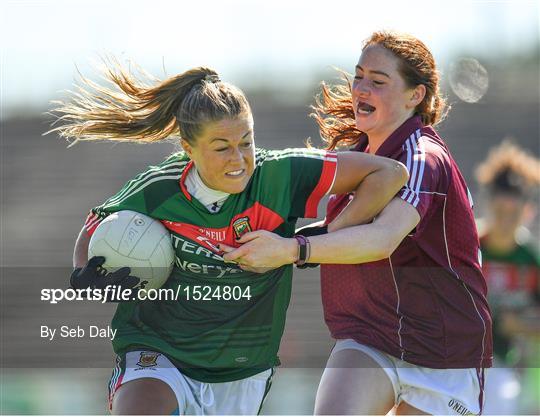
{"left": 321, "top": 115, "right": 493, "bottom": 369}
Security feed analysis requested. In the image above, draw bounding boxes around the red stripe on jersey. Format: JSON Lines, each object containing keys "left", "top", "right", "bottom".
{"left": 305, "top": 152, "right": 338, "bottom": 218}
{"left": 179, "top": 160, "right": 194, "bottom": 201}
{"left": 84, "top": 212, "right": 101, "bottom": 236}
{"left": 162, "top": 202, "right": 284, "bottom": 251}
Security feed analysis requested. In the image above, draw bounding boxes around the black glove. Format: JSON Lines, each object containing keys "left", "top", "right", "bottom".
{"left": 70, "top": 256, "right": 141, "bottom": 300}
{"left": 294, "top": 224, "right": 328, "bottom": 269}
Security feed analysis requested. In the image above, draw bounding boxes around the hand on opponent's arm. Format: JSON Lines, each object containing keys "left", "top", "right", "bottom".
{"left": 222, "top": 198, "right": 420, "bottom": 268}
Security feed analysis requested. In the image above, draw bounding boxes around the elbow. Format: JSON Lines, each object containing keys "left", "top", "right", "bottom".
{"left": 394, "top": 161, "right": 409, "bottom": 187}
{"left": 369, "top": 237, "right": 401, "bottom": 262}
{"left": 383, "top": 238, "right": 401, "bottom": 259}
{"left": 375, "top": 241, "right": 394, "bottom": 261}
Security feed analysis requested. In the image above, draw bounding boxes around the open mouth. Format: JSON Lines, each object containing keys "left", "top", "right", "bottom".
{"left": 225, "top": 169, "right": 245, "bottom": 177}
{"left": 356, "top": 100, "right": 376, "bottom": 115}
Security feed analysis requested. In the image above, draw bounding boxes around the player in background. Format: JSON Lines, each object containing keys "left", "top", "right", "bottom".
{"left": 49, "top": 62, "right": 408, "bottom": 415}
{"left": 475, "top": 141, "right": 540, "bottom": 415}
{"left": 222, "top": 31, "right": 493, "bottom": 415}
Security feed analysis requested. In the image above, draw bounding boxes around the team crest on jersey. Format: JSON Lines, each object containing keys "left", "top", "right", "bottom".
{"left": 233, "top": 217, "right": 252, "bottom": 239}
{"left": 136, "top": 352, "right": 160, "bottom": 368}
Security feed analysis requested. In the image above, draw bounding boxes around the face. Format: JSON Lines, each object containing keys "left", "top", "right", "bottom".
{"left": 352, "top": 45, "right": 425, "bottom": 142}
{"left": 488, "top": 194, "right": 526, "bottom": 234}
{"left": 182, "top": 114, "right": 255, "bottom": 194}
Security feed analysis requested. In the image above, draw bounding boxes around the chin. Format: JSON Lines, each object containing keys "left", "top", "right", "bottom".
{"left": 223, "top": 181, "right": 249, "bottom": 194}
{"left": 355, "top": 115, "right": 374, "bottom": 130}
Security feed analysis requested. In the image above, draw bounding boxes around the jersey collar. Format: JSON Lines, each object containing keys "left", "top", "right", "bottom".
{"left": 179, "top": 160, "right": 194, "bottom": 201}
{"left": 353, "top": 114, "right": 425, "bottom": 156}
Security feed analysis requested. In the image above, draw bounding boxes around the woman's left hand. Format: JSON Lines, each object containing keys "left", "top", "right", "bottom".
{"left": 219, "top": 231, "right": 297, "bottom": 269}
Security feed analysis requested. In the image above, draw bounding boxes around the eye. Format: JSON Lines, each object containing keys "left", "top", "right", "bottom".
{"left": 354, "top": 75, "right": 363, "bottom": 80}
{"left": 373, "top": 80, "right": 385, "bottom": 86}
{"left": 241, "top": 142, "right": 253, "bottom": 149}
{"left": 215, "top": 147, "right": 228, "bottom": 152}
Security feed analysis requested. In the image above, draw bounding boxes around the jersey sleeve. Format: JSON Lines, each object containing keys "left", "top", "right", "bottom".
{"left": 255, "top": 148, "right": 338, "bottom": 219}
{"left": 397, "top": 139, "right": 445, "bottom": 236}
{"left": 83, "top": 152, "right": 188, "bottom": 236}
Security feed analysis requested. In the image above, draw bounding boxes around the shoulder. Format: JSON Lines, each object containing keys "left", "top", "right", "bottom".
{"left": 255, "top": 147, "right": 332, "bottom": 165}
{"left": 516, "top": 233, "right": 540, "bottom": 266}
{"left": 155, "top": 151, "right": 190, "bottom": 169}
{"left": 134, "top": 152, "right": 190, "bottom": 180}
{"left": 399, "top": 128, "right": 452, "bottom": 179}
{"left": 101, "top": 152, "right": 189, "bottom": 209}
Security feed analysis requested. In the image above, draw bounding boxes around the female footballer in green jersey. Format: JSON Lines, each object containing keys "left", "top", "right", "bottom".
{"left": 475, "top": 141, "right": 540, "bottom": 415}
{"left": 50, "top": 62, "right": 408, "bottom": 415}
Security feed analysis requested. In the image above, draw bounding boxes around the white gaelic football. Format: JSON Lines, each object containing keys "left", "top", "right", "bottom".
{"left": 88, "top": 210, "right": 175, "bottom": 290}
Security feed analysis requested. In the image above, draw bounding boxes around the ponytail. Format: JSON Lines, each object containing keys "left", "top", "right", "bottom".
{"left": 47, "top": 59, "right": 250, "bottom": 146}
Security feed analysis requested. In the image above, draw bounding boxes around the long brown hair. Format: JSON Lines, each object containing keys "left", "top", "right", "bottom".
{"left": 47, "top": 58, "right": 251, "bottom": 145}
{"left": 312, "top": 31, "right": 449, "bottom": 150}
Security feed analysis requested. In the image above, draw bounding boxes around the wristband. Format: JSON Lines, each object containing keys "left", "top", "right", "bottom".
{"left": 294, "top": 235, "right": 311, "bottom": 266}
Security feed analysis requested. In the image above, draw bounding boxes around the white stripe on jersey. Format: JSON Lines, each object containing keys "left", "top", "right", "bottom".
{"left": 257, "top": 149, "right": 336, "bottom": 166}
{"left": 401, "top": 130, "right": 425, "bottom": 208}
{"left": 103, "top": 174, "right": 185, "bottom": 209}
{"left": 388, "top": 257, "right": 405, "bottom": 360}
{"left": 85, "top": 216, "right": 102, "bottom": 233}
{"left": 401, "top": 133, "right": 415, "bottom": 202}
{"left": 409, "top": 130, "right": 425, "bottom": 207}
{"left": 105, "top": 161, "right": 187, "bottom": 206}
{"left": 109, "top": 359, "right": 121, "bottom": 393}
{"left": 84, "top": 212, "right": 98, "bottom": 227}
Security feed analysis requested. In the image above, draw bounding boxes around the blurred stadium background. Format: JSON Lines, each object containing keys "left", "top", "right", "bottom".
{"left": 1, "top": 0, "right": 538, "bottom": 414}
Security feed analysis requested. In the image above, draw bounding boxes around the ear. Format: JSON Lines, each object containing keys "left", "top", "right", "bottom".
{"left": 408, "top": 84, "right": 426, "bottom": 109}
{"left": 181, "top": 139, "right": 194, "bottom": 158}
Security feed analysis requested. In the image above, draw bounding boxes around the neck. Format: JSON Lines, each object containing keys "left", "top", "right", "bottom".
{"left": 366, "top": 136, "right": 386, "bottom": 154}
{"left": 483, "top": 228, "right": 518, "bottom": 253}
{"left": 367, "top": 112, "right": 415, "bottom": 154}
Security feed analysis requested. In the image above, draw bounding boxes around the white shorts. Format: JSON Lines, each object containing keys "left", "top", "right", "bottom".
{"left": 108, "top": 350, "right": 273, "bottom": 415}
{"left": 333, "top": 339, "right": 485, "bottom": 415}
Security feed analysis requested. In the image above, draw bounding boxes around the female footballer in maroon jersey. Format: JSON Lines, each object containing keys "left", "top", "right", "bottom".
{"left": 223, "top": 31, "right": 493, "bottom": 415}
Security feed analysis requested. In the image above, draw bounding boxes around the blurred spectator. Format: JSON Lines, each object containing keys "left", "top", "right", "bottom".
{"left": 475, "top": 140, "right": 540, "bottom": 414}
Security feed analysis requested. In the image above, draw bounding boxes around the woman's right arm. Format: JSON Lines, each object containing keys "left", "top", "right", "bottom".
{"left": 73, "top": 226, "right": 90, "bottom": 268}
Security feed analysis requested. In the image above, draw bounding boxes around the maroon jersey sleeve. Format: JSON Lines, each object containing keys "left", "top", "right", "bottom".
{"left": 397, "top": 137, "right": 448, "bottom": 236}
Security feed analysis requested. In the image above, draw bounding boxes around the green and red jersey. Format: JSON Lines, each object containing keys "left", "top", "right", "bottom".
{"left": 84, "top": 148, "right": 337, "bottom": 382}
{"left": 480, "top": 235, "right": 540, "bottom": 362}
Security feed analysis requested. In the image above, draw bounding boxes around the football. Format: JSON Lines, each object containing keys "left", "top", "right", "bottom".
{"left": 88, "top": 210, "right": 175, "bottom": 290}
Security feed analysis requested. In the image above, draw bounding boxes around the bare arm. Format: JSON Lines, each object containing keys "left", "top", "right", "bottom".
{"left": 221, "top": 152, "right": 409, "bottom": 268}
{"left": 222, "top": 198, "right": 420, "bottom": 267}
{"left": 329, "top": 152, "right": 408, "bottom": 231}
{"left": 308, "top": 198, "right": 420, "bottom": 263}
{"left": 73, "top": 226, "right": 90, "bottom": 268}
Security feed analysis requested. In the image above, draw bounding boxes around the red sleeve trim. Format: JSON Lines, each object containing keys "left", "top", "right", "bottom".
{"left": 84, "top": 212, "right": 102, "bottom": 237}
{"left": 304, "top": 152, "right": 338, "bottom": 218}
